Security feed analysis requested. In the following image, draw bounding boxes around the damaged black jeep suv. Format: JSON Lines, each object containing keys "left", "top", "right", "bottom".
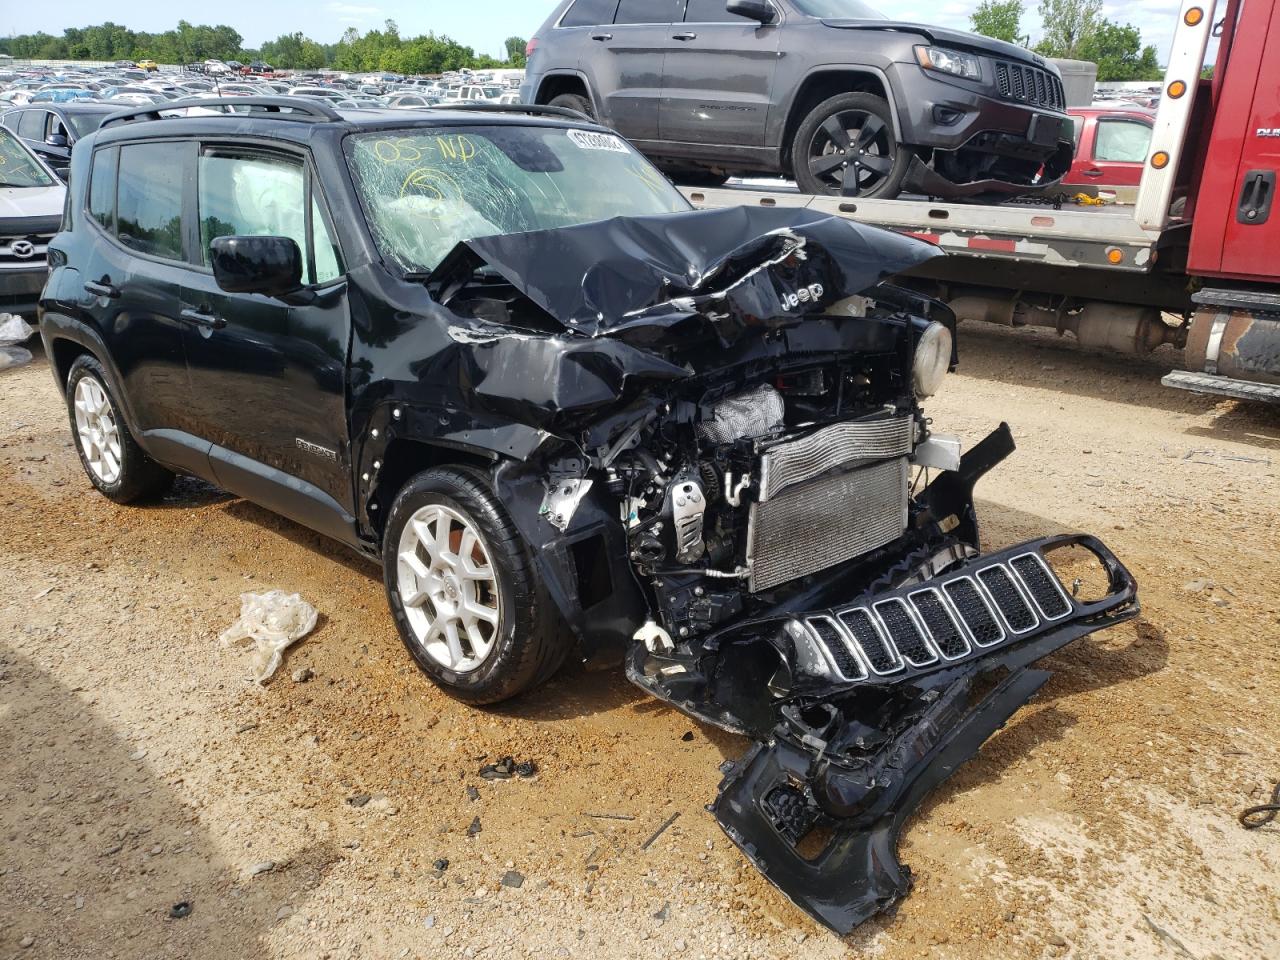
{"left": 40, "top": 98, "right": 1136, "bottom": 933}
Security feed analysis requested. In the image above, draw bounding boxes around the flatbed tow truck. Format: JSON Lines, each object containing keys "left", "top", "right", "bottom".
{"left": 681, "top": 0, "right": 1280, "bottom": 404}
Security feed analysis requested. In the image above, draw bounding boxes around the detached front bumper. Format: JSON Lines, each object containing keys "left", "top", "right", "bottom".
{"left": 630, "top": 533, "right": 1137, "bottom": 933}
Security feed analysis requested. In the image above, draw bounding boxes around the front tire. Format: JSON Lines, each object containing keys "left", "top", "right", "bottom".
{"left": 383, "top": 466, "right": 570, "bottom": 704}
{"left": 792, "top": 93, "right": 910, "bottom": 199}
{"left": 65, "top": 354, "right": 174, "bottom": 504}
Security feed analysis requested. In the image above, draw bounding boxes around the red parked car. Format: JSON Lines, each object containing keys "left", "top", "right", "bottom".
{"left": 1062, "top": 106, "right": 1154, "bottom": 194}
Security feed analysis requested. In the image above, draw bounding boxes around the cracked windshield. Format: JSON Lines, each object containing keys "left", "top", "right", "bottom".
{"left": 345, "top": 124, "right": 689, "bottom": 274}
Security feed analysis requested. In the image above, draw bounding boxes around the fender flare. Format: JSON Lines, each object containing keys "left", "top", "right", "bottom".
{"left": 776, "top": 64, "right": 906, "bottom": 165}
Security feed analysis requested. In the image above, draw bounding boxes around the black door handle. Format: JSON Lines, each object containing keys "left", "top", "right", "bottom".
{"left": 672, "top": 32, "right": 697, "bottom": 41}
{"left": 1236, "top": 169, "right": 1275, "bottom": 225}
{"left": 591, "top": 32, "right": 613, "bottom": 41}
{"left": 1082, "top": 169, "right": 1104, "bottom": 177}
{"left": 84, "top": 279, "right": 120, "bottom": 299}
{"left": 180, "top": 306, "right": 227, "bottom": 330}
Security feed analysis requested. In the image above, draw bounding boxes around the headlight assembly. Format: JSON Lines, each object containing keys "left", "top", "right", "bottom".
{"left": 913, "top": 322, "right": 952, "bottom": 397}
{"left": 914, "top": 46, "right": 982, "bottom": 81}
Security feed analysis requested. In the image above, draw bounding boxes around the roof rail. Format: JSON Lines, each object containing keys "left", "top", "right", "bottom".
{"left": 432, "top": 102, "right": 595, "bottom": 124}
{"left": 100, "top": 97, "right": 342, "bottom": 129}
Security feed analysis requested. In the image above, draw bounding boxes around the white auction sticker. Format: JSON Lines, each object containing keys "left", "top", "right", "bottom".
{"left": 567, "top": 129, "right": 629, "bottom": 153}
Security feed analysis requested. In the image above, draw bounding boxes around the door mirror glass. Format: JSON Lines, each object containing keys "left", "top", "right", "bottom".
{"left": 210, "top": 235, "right": 303, "bottom": 297}
{"left": 725, "top": 0, "right": 776, "bottom": 23}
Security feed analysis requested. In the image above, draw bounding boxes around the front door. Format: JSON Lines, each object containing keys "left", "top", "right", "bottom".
{"left": 179, "top": 145, "right": 354, "bottom": 524}
{"left": 659, "top": 0, "right": 780, "bottom": 147}
{"left": 593, "top": 0, "right": 686, "bottom": 140}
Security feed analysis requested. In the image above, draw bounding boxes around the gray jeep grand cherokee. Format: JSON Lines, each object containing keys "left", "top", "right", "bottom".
{"left": 523, "top": 0, "right": 1074, "bottom": 199}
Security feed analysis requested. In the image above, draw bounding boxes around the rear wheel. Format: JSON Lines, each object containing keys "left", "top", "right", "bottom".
{"left": 383, "top": 466, "right": 571, "bottom": 704}
{"left": 65, "top": 354, "right": 174, "bottom": 504}
{"left": 548, "top": 92, "right": 594, "bottom": 120}
{"left": 792, "top": 93, "right": 910, "bottom": 199}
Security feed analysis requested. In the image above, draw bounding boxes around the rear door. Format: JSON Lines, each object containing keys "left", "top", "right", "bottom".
{"left": 78, "top": 139, "right": 201, "bottom": 469}
{"left": 179, "top": 145, "right": 355, "bottom": 526}
{"left": 659, "top": 0, "right": 781, "bottom": 147}
{"left": 591, "top": 0, "right": 683, "bottom": 140}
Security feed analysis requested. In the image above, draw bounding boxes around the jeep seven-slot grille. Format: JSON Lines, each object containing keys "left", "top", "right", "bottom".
{"left": 809, "top": 555, "right": 1077, "bottom": 685}
{"left": 994, "top": 61, "right": 1065, "bottom": 109}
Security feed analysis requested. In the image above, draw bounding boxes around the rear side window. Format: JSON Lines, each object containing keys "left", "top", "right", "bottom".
{"left": 0, "top": 112, "right": 17, "bottom": 133}
{"left": 117, "top": 142, "right": 187, "bottom": 260}
{"left": 561, "top": 0, "right": 621, "bottom": 26}
{"left": 686, "top": 0, "right": 756, "bottom": 19}
{"left": 614, "top": 0, "right": 681, "bottom": 24}
{"left": 88, "top": 146, "right": 118, "bottom": 231}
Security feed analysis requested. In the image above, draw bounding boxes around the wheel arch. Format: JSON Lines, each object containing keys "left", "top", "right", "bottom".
{"left": 368, "top": 437, "right": 499, "bottom": 543}
{"left": 779, "top": 67, "right": 903, "bottom": 174}
{"left": 533, "top": 71, "right": 595, "bottom": 111}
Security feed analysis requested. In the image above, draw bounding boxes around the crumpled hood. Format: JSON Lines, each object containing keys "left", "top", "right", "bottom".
{"left": 432, "top": 206, "right": 941, "bottom": 343}
{"left": 822, "top": 18, "right": 1049, "bottom": 67}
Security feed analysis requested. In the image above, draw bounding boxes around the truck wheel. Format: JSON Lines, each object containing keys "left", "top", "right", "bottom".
{"left": 383, "top": 466, "right": 571, "bottom": 705}
{"left": 792, "top": 93, "right": 909, "bottom": 199}
{"left": 65, "top": 354, "right": 174, "bottom": 504}
{"left": 548, "top": 92, "right": 594, "bottom": 120}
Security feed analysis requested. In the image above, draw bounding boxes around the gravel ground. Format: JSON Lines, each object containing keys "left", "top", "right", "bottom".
{"left": 1, "top": 328, "right": 1278, "bottom": 960}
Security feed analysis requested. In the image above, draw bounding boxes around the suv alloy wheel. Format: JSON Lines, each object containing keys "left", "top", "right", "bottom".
{"left": 792, "top": 93, "right": 911, "bottom": 199}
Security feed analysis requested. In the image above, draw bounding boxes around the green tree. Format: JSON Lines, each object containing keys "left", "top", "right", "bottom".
{"left": 971, "top": 1, "right": 1024, "bottom": 44}
{"left": 504, "top": 36, "right": 528, "bottom": 67}
{"left": 1035, "top": 0, "right": 1101, "bottom": 59}
{"left": 1076, "top": 20, "right": 1162, "bottom": 81}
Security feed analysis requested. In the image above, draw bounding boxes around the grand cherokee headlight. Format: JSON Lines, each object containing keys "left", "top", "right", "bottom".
{"left": 914, "top": 46, "right": 982, "bottom": 81}
{"left": 913, "top": 322, "right": 952, "bottom": 397}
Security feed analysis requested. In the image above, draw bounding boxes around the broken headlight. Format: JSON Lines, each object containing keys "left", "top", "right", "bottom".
{"left": 914, "top": 45, "right": 982, "bottom": 82}
{"left": 913, "top": 321, "right": 952, "bottom": 397}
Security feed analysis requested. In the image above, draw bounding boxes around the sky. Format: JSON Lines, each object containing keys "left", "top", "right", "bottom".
{"left": 1, "top": 0, "right": 1186, "bottom": 62}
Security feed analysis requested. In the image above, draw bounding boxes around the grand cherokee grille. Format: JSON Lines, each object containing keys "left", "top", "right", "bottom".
{"left": 994, "top": 61, "right": 1065, "bottom": 110}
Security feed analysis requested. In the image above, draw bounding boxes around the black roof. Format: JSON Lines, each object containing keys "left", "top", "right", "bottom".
{"left": 91, "top": 97, "right": 598, "bottom": 149}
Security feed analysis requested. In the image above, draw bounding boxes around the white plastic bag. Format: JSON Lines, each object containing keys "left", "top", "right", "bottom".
{"left": 219, "top": 590, "right": 319, "bottom": 684}
{"left": 0, "top": 314, "right": 34, "bottom": 371}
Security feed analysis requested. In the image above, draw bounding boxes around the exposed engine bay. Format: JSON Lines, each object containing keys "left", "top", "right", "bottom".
{"left": 354, "top": 206, "right": 1140, "bottom": 933}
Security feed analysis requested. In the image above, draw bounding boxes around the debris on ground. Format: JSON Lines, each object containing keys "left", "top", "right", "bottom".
{"left": 467, "top": 817, "right": 482, "bottom": 837}
{"left": 0, "top": 315, "right": 34, "bottom": 373}
{"left": 640, "top": 812, "right": 680, "bottom": 851}
{"left": 247, "top": 861, "right": 275, "bottom": 877}
{"left": 478, "top": 756, "right": 537, "bottom": 780}
{"left": 167, "top": 903, "right": 192, "bottom": 920}
{"left": 347, "top": 794, "right": 371, "bottom": 808}
{"left": 500, "top": 870, "right": 524, "bottom": 889}
{"left": 465, "top": 785, "right": 479, "bottom": 802}
{"left": 218, "top": 591, "right": 318, "bottom": 684}
{"left": 290, "top": 666, "right": 314, "bottom": 683}
{"left": 1239, "top": 781, "right": 1280, "bottom": 829}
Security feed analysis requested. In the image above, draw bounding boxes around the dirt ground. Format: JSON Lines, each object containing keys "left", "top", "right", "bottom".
{"left": 1, "top": 327, "right": 1278, "bottom": 960}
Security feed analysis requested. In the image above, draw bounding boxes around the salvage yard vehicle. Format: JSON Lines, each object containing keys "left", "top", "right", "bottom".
{"left": 0, "top": 126, "right": 65, "bottom": 318}
{"left": 681, "top": 0, "right": 1280, "bottom": 404}
{"left": 0, "top": 102, "right": 119, "bottom": 178}
{"left": 38, "top": 97, "right": 1138, "bottom": 933}
{"left": 523, "top": 0, "right": 1075, "bottom": 199}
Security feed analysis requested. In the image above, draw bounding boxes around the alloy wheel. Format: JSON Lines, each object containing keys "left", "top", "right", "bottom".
{"left": 806, "top": 110, "right": 896, "bottom": 197}
{"left": 396, "top": 503, "right": 502, "bottom": 673}
{"left": 73, "top": 376, "right": 122, "bottom": 485}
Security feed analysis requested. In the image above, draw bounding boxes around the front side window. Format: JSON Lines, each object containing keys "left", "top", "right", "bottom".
{"left": 1094, "top": 119, "right": 1152, "bottom": 163}
{"left": 790, "top": 0, "right": 885, "bottom": 18}
{"left": 88, "top": 146, "right": 118, "bottom": 230}
{"left": 686, "top": 0, "right": 758, "bottom": 20}
{"left": 345, "top": 124, "right": 690, "bottom": 275}
{"left": 0, "top": 127, "right": 56, "bottom": 188}
{"left": 197, "top": 150, "right": 341, "bottom": 285}
{"left": 561, "top": 0, "right": 621, "bottom": 27}
{"left": 614, "top": 0, "right": 683, "bottom": 24}
{"left": 17, "top": 110, "right": 44, "bottom": 140}
{"left": 117, "top": 141, "right": 188, "bottom": 260}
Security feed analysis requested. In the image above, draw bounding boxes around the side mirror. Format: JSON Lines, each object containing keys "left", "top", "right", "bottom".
{"left": 45, "top": 133, "right": 69, "bottom": 148}
{"left": 726, "top": 0, "right": 777, "bottom": 23}
{"left": 210, "top": 235, "right": 303, "bottom": 298}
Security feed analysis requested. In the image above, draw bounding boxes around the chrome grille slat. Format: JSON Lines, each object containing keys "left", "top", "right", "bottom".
{"left": 747, "top": 456, "right": 907, "bottom": 593}
{"left": 976, "top": 565, "right": 1039, "bottom": 633}
{"left": 909, "top": 588, "right": 971, "bottom": 660}
{"left": 757, "top": 415, "right": 913, "bottom": 502}
{"left": 836, "top": 607, "right": 902, "bottom": 675}
{"left": 943, "top": 576, "right": 1005, "bottom": 647}
{"left": 808, "top": 615, "right": 866, "bottom": 682}
{"left": 873, "top": 598, "right": 938, "bottom": 667}
{"left": 1010, "top": 553, "right": 1072, "bottom": 620}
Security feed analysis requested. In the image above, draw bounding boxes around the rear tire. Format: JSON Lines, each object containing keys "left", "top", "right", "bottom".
{"left": 792, "top": 92, "right": 910, "bottom": 199}
{"left": 383, "top": 466, "right": 571, "bottom": 705}
{"left": 548, "top": 92, "right": 594, "bottom": 121}
{"left": 65, "top": 354, "right": 174, "bottom": 504}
